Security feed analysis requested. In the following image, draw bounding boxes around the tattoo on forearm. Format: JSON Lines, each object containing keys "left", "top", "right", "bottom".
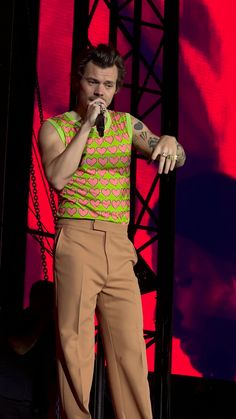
{"left": 177, "top": 143, "right": 185, "bottom": 159}
{"left": 148, "top": 136, "right": 160, "bottom": 150}
{"left": 140, "top": 131, "right": 148, "bottom": 143}
{"left": 176, "top": 143, "right": 186, "bottom": 165}
{"left": 134, "top": 121, "right": 144, "bottom": 130}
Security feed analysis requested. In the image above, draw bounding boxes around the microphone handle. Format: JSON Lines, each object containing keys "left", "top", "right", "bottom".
{"left": 96, "top": 112, "right": 105, "bottom": 137}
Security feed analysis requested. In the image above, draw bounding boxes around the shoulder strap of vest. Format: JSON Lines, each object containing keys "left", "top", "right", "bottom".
{"left": 125, "top": 113, "right": 133, "bottom": 139}
{"left": 47, "top": 115, "right": 67, "bottom": 146}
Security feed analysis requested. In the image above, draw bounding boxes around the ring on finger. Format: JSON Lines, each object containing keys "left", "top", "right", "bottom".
{"left": 166, "top": 154, "right": 178, "bottom": 161}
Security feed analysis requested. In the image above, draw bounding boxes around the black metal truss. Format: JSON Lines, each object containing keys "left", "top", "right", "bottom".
{"left": 106, "top": 0, "right": 164, "bottom": 276}
{"left": 0, "top": 0, "right": 41, "bottom": 311}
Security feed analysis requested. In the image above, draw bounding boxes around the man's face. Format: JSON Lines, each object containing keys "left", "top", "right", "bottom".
{"left": 77, "top": 61, "right": 118, "bottom": 111}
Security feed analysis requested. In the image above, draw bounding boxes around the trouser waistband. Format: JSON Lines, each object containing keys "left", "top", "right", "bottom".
{"left": 56, "top": 218, "right": 128, "bottom": 233}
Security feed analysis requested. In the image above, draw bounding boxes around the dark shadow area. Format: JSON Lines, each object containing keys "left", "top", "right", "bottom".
{"left": 0, "top": 280, "right": 57, "bottom": 418}
{"left": 174, "top": 172, "right": 236, "bottom": 381}
{"left": 90, "top": 371, "right": 236, "bottom": 419}
{"left": 170, "top": 375, "right": 236, "bottom": 419}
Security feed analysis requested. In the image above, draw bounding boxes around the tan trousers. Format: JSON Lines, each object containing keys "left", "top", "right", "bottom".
{"left": 54, "top": 219, "right": 153, "bottom": 419}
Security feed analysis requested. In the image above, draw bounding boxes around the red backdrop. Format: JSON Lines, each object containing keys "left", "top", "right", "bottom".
{"left": 25, "top": 0, "right": 236, "bottom": 380}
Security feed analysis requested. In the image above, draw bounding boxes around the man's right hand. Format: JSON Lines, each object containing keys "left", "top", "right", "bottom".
{"left": 85, "top": 99, "right": 107, "bottom": 127}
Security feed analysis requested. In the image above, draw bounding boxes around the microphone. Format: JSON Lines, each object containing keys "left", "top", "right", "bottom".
{"left": 95, "top": 111, "right": 105, "bottom": 137}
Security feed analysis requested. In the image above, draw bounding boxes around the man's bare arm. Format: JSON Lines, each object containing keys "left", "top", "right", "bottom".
{"left": 38, "top": 120, "right": 91, "bottom": 191}
{"left": 39, "top": 100, "right": 109, "bottom": 190}
{"left": 131, "top": 116, "right": 186, "bottom": 173}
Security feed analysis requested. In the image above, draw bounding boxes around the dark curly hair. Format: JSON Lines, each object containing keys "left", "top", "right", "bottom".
{"left": 71, "top": 43, "right": 126, "bottom": 93}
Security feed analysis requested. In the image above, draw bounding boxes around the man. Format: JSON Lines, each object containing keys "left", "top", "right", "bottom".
{"left": 39, "top": 43, "right": 186, "bottom": 419}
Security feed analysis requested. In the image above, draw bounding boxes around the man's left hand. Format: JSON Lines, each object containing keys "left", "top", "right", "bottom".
{"left": 151, "top": 135, "right": 178, "bottom": 174}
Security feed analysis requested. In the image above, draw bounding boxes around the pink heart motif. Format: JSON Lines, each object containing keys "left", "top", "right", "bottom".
{"left": 87, "top": 169, "right": 96, "bottom": 175}
{"left": 100, "top": 178, "right": 109, "bottom": 185}
{"left": 91, "top": 200, "right": 100, "bottom": 208}
{"left": 89, "top": 210, "right": 99, "bottom": 218}
{"left": 64, "top": 125, "right": 72, "bottom": 133}
{"left": 67, "top": 207, "right": 77, "bottom": 216}
{"left": 121, "top": 201, "right": 127, "bottom": 208}
{"left": 78, "top": 208, "right": 88, "bottom": 217}
{"left": 77, "top": 188, "right": 87, "bottom": 196}
{"left": 88, "top": 178, "right": 98, "bottom": 186}
{"left": 87, "top": 148, "right": 95, "bottom": 155}
{"left": 118, "top": 122, "right": 125, "bottom": 130}
{"left": 103, "top": 200, "right": 111, "bottom": 208}
{"left": 119, "top": 144, "right": 128, "bottom": 152}
{"left": 97, "top": 147, "right": 107, "bottom": 154}
{"left": 102, "top": 189, "right": 111, "bottom": 197}
{"left": 108, "top": 146, "right": 117, "bottom": 154}
{"left": 105, "top": 136, "right": 114, "bottom": 144}
{"left": 112, "top": 201, "right": 120, "bottom": 208}
{"left": 79, "top": 199, "right": 89, "bottom": 205}
{"left": 112, "top": 189, "right": 121, "bottom": 197}
{"left": 101, "top": 211, "right": 110, "bottom": 218}
{"left": 108, "top": 169, "right": 116, "bottom": 176}
{"left": 110, "top": 178, "right": 118, "bottom": 186}
{"left": 115, "top": 135, "right": 122, "bottom": 142}
{"left": 90, "top": 189, "right": 100, "bottom": 197}
{"left": 58, "top": 207, "right": 66, "bottom": 215}
{"left": 78, "top": 178, "right": 86, "bottom": 184}
{"left": 98, "top": 158, "right": 108, "bottom": 166}
{"left": 121, "top": 156, "right": 130, "bottom": 164}
{"left": 98, "top": 169, "right": 106, "bottom": 176}
{"left": 66, "top": 189, "right": 74, "bottom": 195}
{"left": 86, "top": 158, "right": 97, "bottom": 166}
{"left": 96, "top": 137, "right": 103, "bottom": 145}
{"left": 109, "top": 157, "right": 119, "bottom": 165}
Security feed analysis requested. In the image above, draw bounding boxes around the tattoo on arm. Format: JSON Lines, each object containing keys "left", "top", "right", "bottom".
{"left": 133, "top": 120, "right": 161, "bottom": 156}
{"left": 134, "top": 121, "right": 144, "bottom": 130}
{"left": 176, "top": 143, "right": 186, "bottom": 166}
{"left": 148, "top": 136, "right": 160, "bottom": 150}
{"left": 132, "top": 130, "right": 150, "bottom": 156}
{"left": 177, "top": 143, "right": 185, "bottom": 158}
{"left": 140, "top": 131, "right": 148, "bottom": 143}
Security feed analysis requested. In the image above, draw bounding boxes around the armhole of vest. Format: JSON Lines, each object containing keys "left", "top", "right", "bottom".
{"left": 47, "top": 118, "right": 66, "bottom": 146}
{"left": 125, "top": 113, "right": 133, "bottom": 139}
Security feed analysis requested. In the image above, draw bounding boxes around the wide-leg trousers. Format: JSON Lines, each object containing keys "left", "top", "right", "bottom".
{"left": 54, "top": 218, "right": 153, "bottom": 419}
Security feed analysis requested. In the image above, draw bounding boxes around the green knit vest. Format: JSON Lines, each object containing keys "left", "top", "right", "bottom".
{"left": 47, "top": 110, "right": 132, "bottom": 224}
